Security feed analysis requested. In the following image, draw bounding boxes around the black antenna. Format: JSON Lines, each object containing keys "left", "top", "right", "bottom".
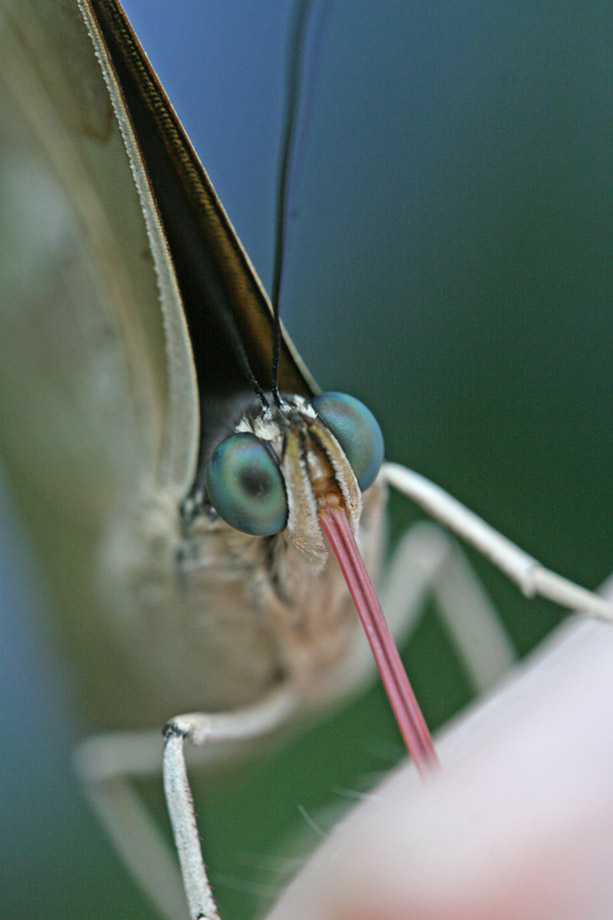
{"left": 270, "top": 0, "right": 332, "bottom": 405}
{"left": 226, "top": 307, "right": 269, "bottom": 409}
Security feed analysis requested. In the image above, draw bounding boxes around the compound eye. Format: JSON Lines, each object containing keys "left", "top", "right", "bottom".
{"left": 312, "top": 392, "right": 384, "bottom": 491}
{"left": 206, "top": 433, "right": 288, "bottom": 536}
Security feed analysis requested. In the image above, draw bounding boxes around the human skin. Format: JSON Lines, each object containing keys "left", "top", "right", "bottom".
{"left": 265, "top": 604, "right": 613, "bottom": 920}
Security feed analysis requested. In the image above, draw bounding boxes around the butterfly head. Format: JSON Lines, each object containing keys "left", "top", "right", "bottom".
{"left": 204, "top": 392, "right": 384, "bottom": 566}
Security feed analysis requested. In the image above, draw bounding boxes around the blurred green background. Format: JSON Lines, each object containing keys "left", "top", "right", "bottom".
{"left": 1, "top": 2, "right": 611, "bottom": 919}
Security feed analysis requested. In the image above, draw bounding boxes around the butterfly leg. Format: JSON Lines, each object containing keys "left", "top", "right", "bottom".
{"left": 74, "top": 686, "right": 296, "bottom": 920}
{"left": 74, "top": 729, "right": 188, "bottom": 920}
{"left": 319, "top": 520, "right": 516, "bottom": 714}
{"left": 380, "top": 521, "right": 517, "bottom": 693}
{"left": 382, "top": 462, "right": 613, "bottom": 622}
{"left": 163, "top": 687, "right": 297, "bottom": 920}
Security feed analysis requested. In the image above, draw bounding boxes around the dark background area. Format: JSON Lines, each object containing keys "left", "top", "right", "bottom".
{"left": 1, "top": 2, "right": 611, "bottom": 919}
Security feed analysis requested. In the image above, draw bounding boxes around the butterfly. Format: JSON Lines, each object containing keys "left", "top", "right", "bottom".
{"left": 0, "top": 2, "right": 611, "bottom": 920}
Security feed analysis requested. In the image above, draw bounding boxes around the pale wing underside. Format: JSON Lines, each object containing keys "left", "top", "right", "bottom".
{"left": 0, "top": 0, "right": 197, "bottom": 725}
{"left": 77, "top": 0, "right": 199, "bottom": 493}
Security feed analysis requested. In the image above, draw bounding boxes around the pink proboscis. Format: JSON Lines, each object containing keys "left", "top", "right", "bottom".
{"left": 319, "top": 505, "right": 439, "bottom": 777}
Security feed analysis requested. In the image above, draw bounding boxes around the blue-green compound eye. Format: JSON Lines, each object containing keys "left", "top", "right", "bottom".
{"left": 206, "top": 433, "right": 288, "bottom": 536}
{"left": 312, "top": 392, "right": 384, "bottom": 491}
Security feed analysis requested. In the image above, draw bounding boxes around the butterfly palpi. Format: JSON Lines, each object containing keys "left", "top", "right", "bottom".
{"left": 0, "top": 2, "right": 611, "bottom": 919}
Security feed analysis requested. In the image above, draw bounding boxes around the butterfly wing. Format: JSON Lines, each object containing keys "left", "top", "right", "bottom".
{"left": 0, "top": 0, "right": 193, "bottom": 721}
{"left": 0, "top": 0, "right": 315, "bottom": 728}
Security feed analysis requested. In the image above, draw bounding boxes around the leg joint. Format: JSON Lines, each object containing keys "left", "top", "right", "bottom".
{"left": 163, "top": 719, "right": 190, "bottom": 742}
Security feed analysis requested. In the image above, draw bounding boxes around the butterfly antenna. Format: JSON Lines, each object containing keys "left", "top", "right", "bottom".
{"left": 270, "top": 0, "right": 332, "bottom": 406}
{"left": 226, "top": 309, "right": 269, "bottom": 409}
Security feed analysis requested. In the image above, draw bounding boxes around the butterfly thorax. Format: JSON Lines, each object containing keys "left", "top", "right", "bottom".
{"left": 100, "top": 396, "right": 386, "bottom": 721}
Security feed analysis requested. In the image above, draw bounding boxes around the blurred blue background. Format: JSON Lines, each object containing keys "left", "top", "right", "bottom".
{"left": 1, "top": 2, "right": 611, "bottom": 919}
